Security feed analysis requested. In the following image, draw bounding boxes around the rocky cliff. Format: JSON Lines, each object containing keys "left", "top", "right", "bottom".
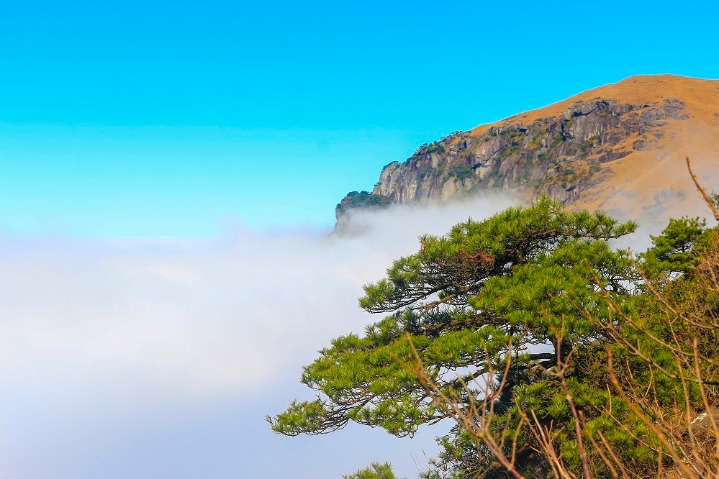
{"left": 338, "top": 75, "right": 719, "bottom": 227}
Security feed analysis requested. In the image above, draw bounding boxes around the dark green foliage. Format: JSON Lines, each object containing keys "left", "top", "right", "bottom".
{"left": 639, "top": 216, "right": 707, "bottom": 279}
{"left": 417, "top": 142, "right": 446, "bottom": 155}
{"left": 337, "top": 191, "right": 395, "bottom": 216}
{"left": 448, "top": 163, "right": 474, "bottom": 181}
{"left": 344, "top": 462, "right": 398, "bottom": 479}
{"left": 528, "top": 130, "right": 547, "bottom": 150}
{"left": 629, "top": 225, "right": 719, "bottom": 398}
{"left": 383, "top": 161, "right": 399, "bottom": 169}
{"left": 549, "top": 134, "right": 564, "bottom": 150}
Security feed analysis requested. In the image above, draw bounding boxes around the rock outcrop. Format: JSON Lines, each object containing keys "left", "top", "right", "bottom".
{"left": 334, "top": 191, "right": 395, "bottom": 233}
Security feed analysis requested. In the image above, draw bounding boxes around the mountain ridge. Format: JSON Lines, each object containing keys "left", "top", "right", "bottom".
{"left": 337, "top": 75, "right": 719, "bottom": 229}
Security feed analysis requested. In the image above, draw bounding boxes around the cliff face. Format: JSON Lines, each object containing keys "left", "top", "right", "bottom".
{"left": 374, "top": 97, "right": 688, "bottom": 205}
{"left": 338, "top": 75, "right": 719, "bottom": 227}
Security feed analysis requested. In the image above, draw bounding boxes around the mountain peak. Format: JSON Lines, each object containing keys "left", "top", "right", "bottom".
{"left": 338, "top": 75, "right": 719, "bottom": 229}
{"left": 471, "top": 74, "right": 719, "bottom": 136}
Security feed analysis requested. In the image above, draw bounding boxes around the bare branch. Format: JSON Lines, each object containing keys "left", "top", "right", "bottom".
{"left": 686, "top": 156, "right": 719, "bottom": 222}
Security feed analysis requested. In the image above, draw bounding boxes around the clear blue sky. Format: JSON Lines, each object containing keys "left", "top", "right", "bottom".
{"left": 2, "top": 0, "right": 717, "bottom": 237}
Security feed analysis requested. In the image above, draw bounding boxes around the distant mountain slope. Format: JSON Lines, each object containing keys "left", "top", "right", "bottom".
{"left": 338, "top": 75, "right": 719, "bottom": 227}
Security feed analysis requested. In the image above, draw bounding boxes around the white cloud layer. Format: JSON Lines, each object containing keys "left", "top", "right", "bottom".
{"left": 0, "top": 194, "right": 519, "bottom": 479}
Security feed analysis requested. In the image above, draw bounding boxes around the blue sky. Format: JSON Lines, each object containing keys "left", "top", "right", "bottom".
{"left": 2, "top": 0, "right": 717, "bottom": 236}
{"left": 1, "top": 2, "right": 718, "bottom": 478}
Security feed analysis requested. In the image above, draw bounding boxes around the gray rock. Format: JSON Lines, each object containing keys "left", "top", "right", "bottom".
{"left": 369, "top": 97, "right": 689, "bottom": 207}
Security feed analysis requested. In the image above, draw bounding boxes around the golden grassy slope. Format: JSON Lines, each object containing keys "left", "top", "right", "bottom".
{"left": 473, "top": 75, "right": 719, "bottom": 226}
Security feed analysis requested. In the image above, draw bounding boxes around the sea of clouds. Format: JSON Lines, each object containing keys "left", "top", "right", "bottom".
{"left": 0, "top": 195, "right": 523, "bottom": 479}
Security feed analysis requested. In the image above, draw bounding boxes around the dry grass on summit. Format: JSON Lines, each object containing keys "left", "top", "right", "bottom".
{"left": 471, "top": 75, "right": 719, "bottom": 226}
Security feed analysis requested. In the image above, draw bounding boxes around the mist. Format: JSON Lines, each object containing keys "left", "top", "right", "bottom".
{"left": 0, "top": 194, "right": 519, "bottom": 479}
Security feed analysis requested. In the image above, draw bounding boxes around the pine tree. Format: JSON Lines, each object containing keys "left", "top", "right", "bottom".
{"left": 269, "top": 198, "right": 719, "bottom": 478}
